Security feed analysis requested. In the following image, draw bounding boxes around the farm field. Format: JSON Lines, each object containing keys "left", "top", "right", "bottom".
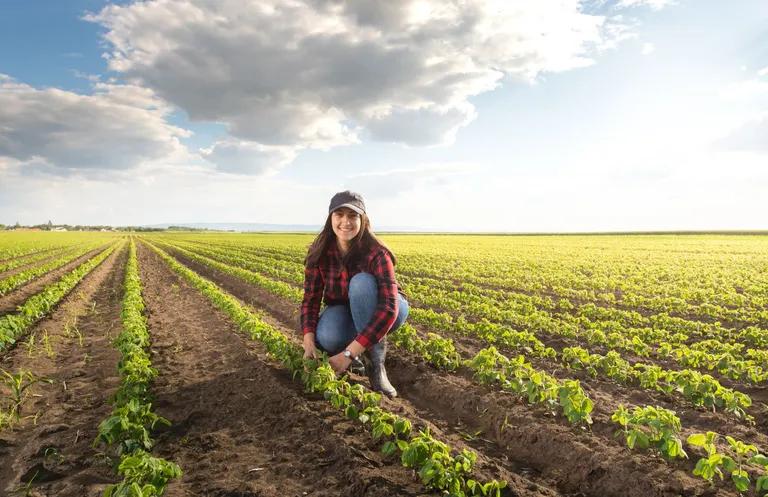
{"left": 0, "top": 231, "right": 767, "bottom": 497}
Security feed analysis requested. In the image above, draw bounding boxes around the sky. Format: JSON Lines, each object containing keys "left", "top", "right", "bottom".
{"left": 0, "top": 0, "right": 767, "bottom": 232}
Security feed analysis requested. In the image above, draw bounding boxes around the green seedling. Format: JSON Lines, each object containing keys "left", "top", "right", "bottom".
{"left": 41, "top": 330, "right": 55, "bottom": 358}
{"left": 612, "top": 405, "right": 687, "bottom": 460}
{"left": 24, "top": 332, "right": 37, "bottom": 357}
{"left": 0, "top": 369, "right": 53, "bottom": 420}
{"left": 688, "top": 431, "right": 768, "bottom": 493}
{"left": 103, "top": 450, "right": 182, "bottom": 497}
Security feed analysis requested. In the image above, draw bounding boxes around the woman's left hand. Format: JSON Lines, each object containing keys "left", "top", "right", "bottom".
{"left": 329, "top": 352, "right": 352, "bottom": 374}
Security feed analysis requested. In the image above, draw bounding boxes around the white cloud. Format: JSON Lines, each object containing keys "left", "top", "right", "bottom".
{"left": 616, "top": 0, "right": 675, "bottom": 10}
{"left": 0, "top": 74, "right": 190, "bottom": 175}
{"left": 86, "top": 0, "right": 630, "bottom": 154}
{"left": 200, "top": 140, "right": 296, "bottom": 175}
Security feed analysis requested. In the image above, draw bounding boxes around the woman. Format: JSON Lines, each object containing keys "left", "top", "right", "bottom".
{"left": 301, "top": 190, "right": 409, "bottom": 398}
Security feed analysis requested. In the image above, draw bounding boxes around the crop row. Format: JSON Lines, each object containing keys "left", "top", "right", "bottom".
{"left": 0, "top": 246, "right": 69, "bottom": 274}
{"left": 94, "top": 238, "right": 181, "bottom": 497}
{"left": 0, "top": 242, "right": 105, "bottom": 296}
{"left": 0, "top": 242, "right": 120, "bottom": 353}
{"left": 400, "top": 280, "right": 767, "bottom": 385}
{"left": 0, "top": 232, "right": 117, "bottom": 261}
{"left": 144, "top": 239, "right": 508, "bottom": 497}
{"left": 611, "top": 404, "right": 768, "bottom": 495}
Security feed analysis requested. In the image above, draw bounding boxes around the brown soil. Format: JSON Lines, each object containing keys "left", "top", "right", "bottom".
{"left": 161, "top": 245, "right": 740, "bottom": 497}
{"left": 0, "top": 243, "right": 126, "bottom": 496}
{"left": 0, "top": 247, "right": 107, "bottom": 316}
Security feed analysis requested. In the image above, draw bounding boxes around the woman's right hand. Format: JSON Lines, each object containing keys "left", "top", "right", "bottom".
{"left": 303, "top": 332, "right": 318, "bottom": 359}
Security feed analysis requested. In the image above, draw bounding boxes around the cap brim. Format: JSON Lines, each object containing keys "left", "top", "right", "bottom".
{"left": 332, "top": 203, "right": 365, "bottom": 215}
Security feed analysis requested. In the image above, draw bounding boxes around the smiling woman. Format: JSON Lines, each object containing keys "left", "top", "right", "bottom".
{"left": 300, "top": 191, "right": 409, "bottom": 398}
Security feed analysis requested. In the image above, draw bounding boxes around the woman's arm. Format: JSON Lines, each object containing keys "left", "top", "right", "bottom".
{"left": 353, "top": 249, "right": 399, "bottom": 349}
{"left": 300, "top": 265, "right": 324, "bottom": 338}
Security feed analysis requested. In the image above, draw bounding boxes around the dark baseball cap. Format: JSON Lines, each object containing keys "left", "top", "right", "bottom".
{"left": 328, "top": 190, "right": 366, "bottom": 215}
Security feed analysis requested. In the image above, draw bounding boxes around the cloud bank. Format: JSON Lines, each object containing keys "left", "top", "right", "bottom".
{"left": 0, "top": 74, "right": 189, "bottom": 175}
{"left": 86, "top": 0, "right": 629, "bottom": 170}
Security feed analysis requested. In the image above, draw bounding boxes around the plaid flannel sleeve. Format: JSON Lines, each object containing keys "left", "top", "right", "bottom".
{"left": 301, "top": 265, "right": 323, "bottom": 336}
{"left": 354, "top": 250, "right": 399, "bottom": 349}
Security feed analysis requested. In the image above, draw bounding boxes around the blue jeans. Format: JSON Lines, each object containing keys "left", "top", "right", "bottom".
{"left": 315, "top": 272, "right": 409, "bottom": 354}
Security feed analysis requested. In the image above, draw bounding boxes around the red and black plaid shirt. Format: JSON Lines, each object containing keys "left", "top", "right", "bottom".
{"left": 301, "top": 242, "right": 401, "bottom": 349}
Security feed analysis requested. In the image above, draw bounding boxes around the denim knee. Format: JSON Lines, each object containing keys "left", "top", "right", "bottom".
{"left": 315, "top": 330, "right": 347, "bottom": 355}
{"left": 391, "top": 294, "right": 409, "bottom": 331}
{"left": 349, "top": 272, "right": 376, "bottom": 298}
{"left": 315, "top": 305, "right": 356, "bottom": 354}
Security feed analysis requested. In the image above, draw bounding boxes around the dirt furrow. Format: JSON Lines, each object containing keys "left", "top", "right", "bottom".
{"left": 0, "top": 244, "right": 126, "bottom": 496}
{"left": 0, "top": 246, "right": 107, "bottom": 316}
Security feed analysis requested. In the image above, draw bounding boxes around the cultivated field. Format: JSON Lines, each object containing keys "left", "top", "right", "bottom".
{"left": 0, "top": 231, "right": 767, "bottom": 497}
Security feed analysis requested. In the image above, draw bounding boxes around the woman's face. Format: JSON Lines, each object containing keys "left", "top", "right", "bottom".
{"left": 331, "top": 207, "right": 362, "bottom": 243}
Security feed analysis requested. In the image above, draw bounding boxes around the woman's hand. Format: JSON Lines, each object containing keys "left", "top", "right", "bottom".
{"left": 329, "top": 352, "right": 352, "bottom": 374}
{"left": 303, "top": 333, "right": 318, "bottom": 359}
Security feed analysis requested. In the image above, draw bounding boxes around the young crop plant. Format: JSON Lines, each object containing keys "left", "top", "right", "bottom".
{"left": 688, "top": 431, "right": 768, "bottom": 494}
{"left": 0, "top": 369, "right": 53, "bottom": 424}
{"left": 389, "top": 324, "right": 462, "bottom": 371}
{"left": 96, "top": 398, "right": 171, "bottom": 456}
{"left": 557, "top": 380, "right": 593, "bottom": 426}
{"left": 465, "top": 347, "right": 593, "bottom": 426}
{"left": 611, "top": 405, "right": 687, "bottom": 460}
{"left": 103, "top": 450, "right": 182, "bottom": 497}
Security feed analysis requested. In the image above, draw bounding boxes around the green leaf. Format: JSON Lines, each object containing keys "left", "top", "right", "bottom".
{"left": 381, "top": 441, "right": 397, "bottom": 457}
{"left": 731, "top": 469, "right": 750, "bottom": 492}
{"left": 687, "top": 433, "right": 707, "bottom": 447}
{"left": 749, "top": 454, "right": 768, "bottom": 468}
{"left": 755, "top": 474, "right": 768, "bottom": 491}
{"left": 344, "top": 404, "right": 359, "bottom": 420}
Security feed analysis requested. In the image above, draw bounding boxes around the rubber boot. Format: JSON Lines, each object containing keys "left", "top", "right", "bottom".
{"left": 349, "top": 357, "right": 366, "bottom": 376}
{"left": 365, "top": 338, "right": 397, "bottom": 398}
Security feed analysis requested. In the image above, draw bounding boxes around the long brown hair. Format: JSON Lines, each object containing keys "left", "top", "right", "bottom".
{"left": 305, "top": 211, "right": 396, "bottom": 269}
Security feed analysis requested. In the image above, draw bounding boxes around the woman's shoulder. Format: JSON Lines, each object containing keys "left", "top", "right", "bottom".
{"left": 365, "top": 243, "right": 395, "bottom": 263}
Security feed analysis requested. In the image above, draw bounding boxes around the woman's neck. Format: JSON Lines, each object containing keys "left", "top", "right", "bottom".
{"left": 337, "top": 239, "right": 350, "bottom": 256}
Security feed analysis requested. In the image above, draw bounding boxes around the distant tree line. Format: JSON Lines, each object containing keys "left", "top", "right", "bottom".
{"left": 1, "top": 221, "right": 165, "bottom": 232}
